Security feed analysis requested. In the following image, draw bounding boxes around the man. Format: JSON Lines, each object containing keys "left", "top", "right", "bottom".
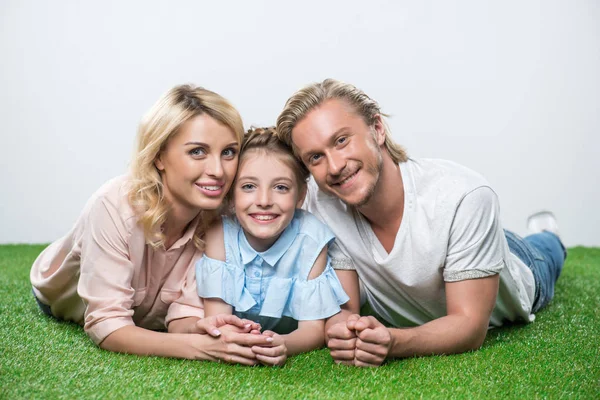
{"left": 276, "top": 79, "right": 566, "bottom": 367}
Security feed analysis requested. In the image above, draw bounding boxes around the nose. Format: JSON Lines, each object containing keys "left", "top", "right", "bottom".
{"left": 326, "top": 151, "right": 345, "bottom": 177}
{"left": 206, "top": 155, "right": 224, "bottom": 178}
{"left": 256, "top": 187, "right": 272, "bottom": 208}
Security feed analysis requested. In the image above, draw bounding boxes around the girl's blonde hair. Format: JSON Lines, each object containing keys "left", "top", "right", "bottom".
{"left": 276, "top": 78, "right": 408, "bottom": 164}
{"left": 128, "top": 84, "right": 244, "bottom": 249}
{"left": 239, "top": 126, "right": 309, "bottom": 190}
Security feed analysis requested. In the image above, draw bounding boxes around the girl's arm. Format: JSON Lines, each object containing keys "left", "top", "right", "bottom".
{"left": 252, "top": 247, "right": 330, "bottom": 366}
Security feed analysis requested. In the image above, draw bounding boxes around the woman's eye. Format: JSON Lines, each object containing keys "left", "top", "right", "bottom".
{"left": 222, "top": 148, "right": 237, "bottom": 158}
{"left": 189, "top": 147, "right": 206, "bottom": 157}
{"left": 274, "top": 184, "right": 289, "bottom": 192}
{"left": 241, "top": 183, "right": 255, "bottom": 191}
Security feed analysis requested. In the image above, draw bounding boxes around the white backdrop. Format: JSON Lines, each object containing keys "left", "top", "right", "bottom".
{"left": 1, "top": 0, "right": 598, "bottom": 247}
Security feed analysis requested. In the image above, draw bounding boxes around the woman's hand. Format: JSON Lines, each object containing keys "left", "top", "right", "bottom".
{"left": 251, "top": 330, "right": 288, "bottom": 367}
{"left": 194, "top": 326, "right": 274, "bottom": 365}
{"left": 195, "top": 314, "right": 261, "bottom": 337}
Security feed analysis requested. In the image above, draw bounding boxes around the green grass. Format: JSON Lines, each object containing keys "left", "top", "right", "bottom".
{"left": 1, "top": 245, "right": 599, "bottom": 399}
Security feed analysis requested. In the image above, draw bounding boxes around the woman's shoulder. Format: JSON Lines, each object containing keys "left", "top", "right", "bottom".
{"left": 83, "top": 175, "right": 138, "bottom": 230}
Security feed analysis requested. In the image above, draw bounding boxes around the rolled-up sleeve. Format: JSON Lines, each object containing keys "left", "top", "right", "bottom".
{"left": 78, "top": 197, "right": 136, "bottom": 345}
{"left": 443, "top": 186, "right": 506, "bottom": 282}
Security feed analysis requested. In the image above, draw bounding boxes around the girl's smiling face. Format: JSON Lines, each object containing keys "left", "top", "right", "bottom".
{"left": 234, "top": 151, "right": 305, "bottom": 252}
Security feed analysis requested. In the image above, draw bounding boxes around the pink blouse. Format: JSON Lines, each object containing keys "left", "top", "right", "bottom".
{"left": 30, "top": 175, "right": 205, "bottom": 345}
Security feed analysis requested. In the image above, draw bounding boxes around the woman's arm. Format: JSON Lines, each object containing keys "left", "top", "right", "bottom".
{"left": 101, "top": 322, "right": 273, "bottom": 364}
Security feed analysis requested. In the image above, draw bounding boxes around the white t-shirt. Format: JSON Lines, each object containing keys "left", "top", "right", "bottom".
{"left": 304, "top": 158, "right": 535, "bottom": 327}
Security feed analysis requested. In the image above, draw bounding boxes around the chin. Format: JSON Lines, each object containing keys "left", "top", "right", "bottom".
{"left": 196, "top": 199, "right": 225, "bottom": 211}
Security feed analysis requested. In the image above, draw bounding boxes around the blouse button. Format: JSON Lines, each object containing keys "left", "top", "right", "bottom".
{"left": 254, "top": 271, "right": 260, "bottom": 278}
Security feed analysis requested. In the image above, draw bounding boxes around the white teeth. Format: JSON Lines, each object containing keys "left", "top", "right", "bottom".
{"left": 199, "top": 185, "right": 220, "bottom": 191}
{"left": 253, "top": 215, "right": 275, "bottom": 221}
{"left": 339, "top": 172, "right": 356, "bottom": 185}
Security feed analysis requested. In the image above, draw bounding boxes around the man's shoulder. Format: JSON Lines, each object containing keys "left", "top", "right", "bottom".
{"left": 406, "top": 158, "right": 491, "bottom": 196}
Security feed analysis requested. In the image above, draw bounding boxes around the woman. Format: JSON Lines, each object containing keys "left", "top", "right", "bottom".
{"left": 30, "top": 84, "right": 272, "bottom": 364}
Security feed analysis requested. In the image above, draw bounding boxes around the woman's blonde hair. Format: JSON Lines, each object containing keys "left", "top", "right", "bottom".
{"left": 128, "top": 84, "right": 244, "bottom": 249}
{"left": 276, "top": 78, "right": 408, "bottom": 164}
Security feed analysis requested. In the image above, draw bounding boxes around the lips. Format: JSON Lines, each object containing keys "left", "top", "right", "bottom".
{"left": 331, "top": 168, "right": 359, "bottom": 188}
{"left": 195, "top": 182, "right": 225, "bottom": 197}
{"left": 249, "top": 213, "right": 280, "bottom": 223}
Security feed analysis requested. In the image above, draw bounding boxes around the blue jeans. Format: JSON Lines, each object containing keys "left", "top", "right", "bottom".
{"left": 504, "top": 230, "right": 566, "bottom": 313}
{"left": 32, "top": 288, "right": 54, "bottom": 318}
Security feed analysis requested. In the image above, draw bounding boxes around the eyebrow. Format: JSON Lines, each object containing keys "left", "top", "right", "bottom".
{"left": 183, "top": 141, "right": 239, "bottom": 147}
{"left": 300, "top": 127, "right": 350, "bottom": 159}
{"left": 237, "top": 176, "right": 294, "bottom": 183}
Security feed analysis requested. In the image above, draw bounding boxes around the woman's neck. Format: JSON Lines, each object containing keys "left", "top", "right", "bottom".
{"left": 162, "top": 203, "right": 199, "bottom": 250}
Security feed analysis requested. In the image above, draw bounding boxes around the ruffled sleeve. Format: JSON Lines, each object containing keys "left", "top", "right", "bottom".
{"left": 260, "top": 262, "right": 349, "bottom": 320}
{"left": 195, "top": 255, "right": 256, "bottom": 312}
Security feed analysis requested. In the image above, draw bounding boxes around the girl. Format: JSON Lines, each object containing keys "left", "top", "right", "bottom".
{"left": 197, "top": 127, "right": 349, "bottom": 366}
{"left": 30, "top": 85, "right": 271, "bottom": 364}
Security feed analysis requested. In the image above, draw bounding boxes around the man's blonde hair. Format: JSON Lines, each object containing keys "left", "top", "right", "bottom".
{"left": 128, "top": 84, "right": 244, "bottom": 249}
{"left": 276, "top": 78, "right": 408, "bottom": 164}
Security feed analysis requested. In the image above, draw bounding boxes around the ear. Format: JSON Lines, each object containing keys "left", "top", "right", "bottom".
{"left": 296, "top": 183, "right": 308, "bottom": 208}
{"left": 373, "top": 114, "right": 386, "bottom": 146}
{"left": 154, "top": 154, "right": 165, "bottom": 171}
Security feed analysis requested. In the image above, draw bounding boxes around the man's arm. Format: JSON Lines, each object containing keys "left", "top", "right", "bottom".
{"left": 351, "top": 274, "right": 499, "bottom": 366}
{"left": 324, "top": 269, "right": 362, "bottom": 364}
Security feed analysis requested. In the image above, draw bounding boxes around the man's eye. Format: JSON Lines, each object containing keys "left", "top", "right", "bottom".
{"left": 189, "top": 147, "right": 206, "bottom": 157}
{"left": 336, "top": 136, "right": 347, "bottom": 145}
{"left": 309, "top": 154, "right": 322, "bottom": 164}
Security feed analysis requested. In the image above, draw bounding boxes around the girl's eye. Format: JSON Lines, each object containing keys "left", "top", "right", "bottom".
{"left": 241, "top": 183, "right": 255, "bottom": 191}
{"left": 274, "top": 184, "right": 289, "bottom": 192}
{"left": 189, "top": 147, "right": 206, "bottom": 157}
{"left": 222, "top": 148, "right": 237, "bottom": 158}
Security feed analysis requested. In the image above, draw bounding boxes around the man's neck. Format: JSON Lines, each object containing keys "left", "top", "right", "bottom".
{"left": 358, "top": 155, "right": 405, "bottom": 249}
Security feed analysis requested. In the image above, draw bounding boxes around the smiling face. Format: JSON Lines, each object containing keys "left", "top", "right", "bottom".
{"left": 155, "top": 113, "right": 239, "bottom": 216}
{"left": 291, "top": 98, "right": 385, "bottom": 207}
{"left": 234, "top": 151, "right": 305, "bottom": 252}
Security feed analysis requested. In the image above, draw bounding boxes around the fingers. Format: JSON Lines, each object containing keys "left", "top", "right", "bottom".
{"left": 354, "top": 316, "right": 382, "bottom": 332}
{"left": 353, "top": 325, "right": 391, "bottom": 367}
{"left": 251, "top": 344, "right": 285, "bottom": 358}
{"left": 355, "top": 339, "right": 388, "bottom": 365}
{"left": 240, "top": 319, "right": 261, "bottom": 332}
{"left": 356, "top": 325, "right": 391, "bottom": 346}
{"left": 255, "top": 353, "right": 287, "bottom": 367}
{"left": 327, "top": 322, "right": 357, "bottom": 340}
{"left": 218, "top": 343, "right": 258, "bottom": 366}
{"left": 195, "top": 320, "right": 221, "bottom": 336}
{"left": 345, "top": 314, "right": 361, "bottom": 331}
{"left": 328, "top": 335, "right": 356, "bottom": 364}
{"left": 225, "top": 331, "right": 273, "bottom": 347}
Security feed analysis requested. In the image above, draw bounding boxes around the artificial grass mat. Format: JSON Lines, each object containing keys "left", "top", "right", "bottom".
{"left": 0, "top": 245, "right": 598, "bottom": 399}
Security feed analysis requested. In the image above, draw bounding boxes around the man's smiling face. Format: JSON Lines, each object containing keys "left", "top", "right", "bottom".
{"left": 291, "top": 98, "right": 384, "bottom": 207}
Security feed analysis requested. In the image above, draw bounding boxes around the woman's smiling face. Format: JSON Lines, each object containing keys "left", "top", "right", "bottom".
{"left": 155, "top": 113, "right": 240, "bottom": 215}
